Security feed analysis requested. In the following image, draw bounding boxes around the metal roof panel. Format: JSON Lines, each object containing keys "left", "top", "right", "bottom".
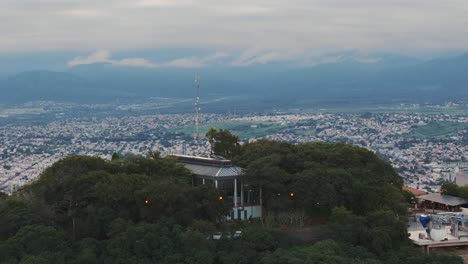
{"left": 418, "top": 193, "right": 468, "bottom": 206}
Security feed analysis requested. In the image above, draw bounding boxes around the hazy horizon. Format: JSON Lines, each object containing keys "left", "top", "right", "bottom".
{"left": 2, "top": 0, "right": 468, "bottom": 72}
{"left": 1, "top": 0, "right": 468, "bottom": 106}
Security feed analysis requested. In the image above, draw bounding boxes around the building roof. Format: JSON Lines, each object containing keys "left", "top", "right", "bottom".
{"left": 181, "top": 163, "right": 242, "bottom": 178}
{"left": 418, "top": 193, "right": 468, "bottom": 206}
{"left": 403, "top": 186, "right": 427, "bottom": 196}
{"left": 171, "top": 154, "right": 242, "bottom": 178}
{"left": 171, "top": 154, "right": 233, "bottom": 167}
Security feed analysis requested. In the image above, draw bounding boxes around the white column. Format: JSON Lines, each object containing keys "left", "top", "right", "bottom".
{"left": 240, "top": 179, "right": 244, "bottom": 207}
{"left": 234, "top": 178, "right": 238, "bottom": 208}
{"left": 215, "top": 180, "right": 218, "bottom": 188}
{"left": 202, "top": 178, "right": 205, "bottom": 185}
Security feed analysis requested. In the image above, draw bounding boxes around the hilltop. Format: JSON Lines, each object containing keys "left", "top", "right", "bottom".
{"left": 0, "top": 141, "right": 463, "bottom": 263}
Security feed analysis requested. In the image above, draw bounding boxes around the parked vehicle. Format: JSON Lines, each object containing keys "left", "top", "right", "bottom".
{"left": 212, "top": 232, "right": 222, "bottom": 240}
{"left": 212, "top": 230, "right": 242, "bottom": 240}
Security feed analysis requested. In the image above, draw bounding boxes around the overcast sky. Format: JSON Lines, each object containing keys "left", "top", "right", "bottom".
{"left": 2, "top": 0, "right": 468, "bottom": 67}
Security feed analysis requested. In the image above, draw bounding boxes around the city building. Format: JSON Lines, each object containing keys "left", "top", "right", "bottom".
{"left": 408, "top": 193, "right": 468, "bottom": 253}
{"left": 408, "top": 212, "right": 468, "bottom": 253}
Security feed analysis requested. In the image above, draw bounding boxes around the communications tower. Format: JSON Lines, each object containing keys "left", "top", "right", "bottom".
{"left": 194, "top": 73, "right": 201, "bottom": 153}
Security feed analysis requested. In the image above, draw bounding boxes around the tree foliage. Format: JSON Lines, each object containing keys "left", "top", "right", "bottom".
{"left": 205, "top": 128, "right": 240, "bottom": 159}
{"left": 0, "top": 140, "right": 463, "bottom": 263}
{"left": 440, "top": 182, "right": 468, "bottom": 200}
{"left": 236, "top": 140, "right": 404, "bottom": 216}
{"left": 441, "top": 182, "right": 459, "bottom": 196}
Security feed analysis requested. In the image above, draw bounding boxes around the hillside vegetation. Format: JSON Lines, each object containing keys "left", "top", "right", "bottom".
{"left": 0, "top": 141, "right": 462, "bottom": 263}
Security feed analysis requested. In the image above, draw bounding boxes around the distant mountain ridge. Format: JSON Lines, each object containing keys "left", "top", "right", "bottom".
{"left": 1, "top": 71, "right": 104, "bottom": 103}
{"left": 0, "top": 53, "right": 467, "bottom": 106}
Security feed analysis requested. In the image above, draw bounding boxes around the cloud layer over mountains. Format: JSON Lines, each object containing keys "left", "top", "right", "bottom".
{"left": 1, "top": 52, "right": 468, "bottom": 107}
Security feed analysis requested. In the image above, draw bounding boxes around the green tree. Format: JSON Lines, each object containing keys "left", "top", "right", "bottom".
{"left": 441, "top": 182, "right": 459, "bottom": 196}
{"left": 111, "top": 153, "right": 120, "bottom": 161}
{"left": 148, "top": 151, "right": 161, "bottom": 160}
{"left": 206, "top": 128, "right": 217, "bottom": 155}
{"left": 458, "top": 185, "right": 468, "bottom": 199}
{"left": 0, "top": 144, "right": 462, "bottom": 264}
{"left": 261, "top": 240, "right": 382, "bottom": 264}
{"left": 237, "top": 141, "right": 405, "bottom": 218}
{"left": 0, "top": 197, "right": 42, "bottom": 240}
{"left": 1, "top": 225, "right": 68, "bottom": 263}
{"left": 402, "top": 190, "right": 415, "bottom": 204}
{"left": 325, "top": 207, "right": 407, "bottom": 256}
{"left": 105, "top": 222, "right": 214, "bottom": 264}
{"left": 205, "top": 128, "right": 240, "bottom": 159}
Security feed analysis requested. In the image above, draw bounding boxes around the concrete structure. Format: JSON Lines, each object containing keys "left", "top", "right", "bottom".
{"left": 409, "top": 193, "right": 468, "bottom": 253}
{"left": 171, "top": 154, "right": 262, "bottom": 220}
{"left": 409, "top": 213, "right": 468, "bottom": 253}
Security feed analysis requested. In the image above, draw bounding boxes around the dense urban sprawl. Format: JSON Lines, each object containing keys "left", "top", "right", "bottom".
{"left": 1, "top": 105, "right": 467, "bottom": 193}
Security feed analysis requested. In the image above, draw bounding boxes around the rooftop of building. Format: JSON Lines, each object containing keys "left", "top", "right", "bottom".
{"left": 418, "top": 193, "right": 468, "bottom": 206}
{"left": 403, "top": 186, "right": 428, "bottom": 196}
{"left": 171, "top": 154, "right": 233, "bottom": 167}
{"left": 170, "top": 154, "right": 242, "bottom": 178}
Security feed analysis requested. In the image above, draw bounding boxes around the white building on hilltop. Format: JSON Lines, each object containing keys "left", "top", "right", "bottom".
{"left": 171, "top": 154, "right": 262, "bottom": 220}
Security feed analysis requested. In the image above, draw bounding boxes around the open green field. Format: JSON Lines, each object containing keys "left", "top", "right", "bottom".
{"left": 296, "top": 105, "right": 468, "bottom": 116}
{"left": 293, "top": 128, "right": 317, "bottom": 136}
{"left": 170, "top": 120, "right": 293, "bottom": 139}
{"left": 407, "top": 121, "right": 468, "bottom": 138}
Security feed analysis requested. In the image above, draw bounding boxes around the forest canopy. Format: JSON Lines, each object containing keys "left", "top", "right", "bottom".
{"left": 0, "top": 139, "right": 462, "bottom": 263}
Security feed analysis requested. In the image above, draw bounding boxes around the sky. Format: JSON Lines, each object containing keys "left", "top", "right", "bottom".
{"left": 2, "top": 0, "right": 468, "bottom": 68}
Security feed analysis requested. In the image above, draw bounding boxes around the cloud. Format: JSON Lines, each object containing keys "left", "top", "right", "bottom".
{"left": 69, "top": 49, "right": 349, "bottom": 68}
{"left": 134, "top": 0, "right": 194, "bottom": 7}
{"left": 158, "top": 52, "right": 229, "bottom": 67}
{"left": 353, "top": 56, "right": 381, "bottom": 64}
{"left": 113, "top": 58, "right": 158, "bottom": 68}
{"left": 57, "top": 8, "right": 104, "bottom": 17}
{"left": 68, "top": 50, "right": 229, "bottom": 68}
{"left": 68, "top": 50, "right": 112, "bottom": 67}
{"left": 2, "top": 0, "right": 468, "bottom": 55}
{"left": 211, "top": 4, "right": 273, "bottom": 16}
{"left": 232, "top": 48, "right": 300, "bottom": 66}
{"left": 302, "top": 51, "right": 384, "bottom": 66}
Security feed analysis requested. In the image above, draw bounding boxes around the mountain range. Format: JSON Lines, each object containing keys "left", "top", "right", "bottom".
{"left": 1, "top": 53, "right": 467, "bottom": 107}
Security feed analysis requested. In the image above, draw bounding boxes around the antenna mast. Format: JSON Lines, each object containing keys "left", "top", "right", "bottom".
{"left": 195, "top": 73, "right": 201, "bottom": 154}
